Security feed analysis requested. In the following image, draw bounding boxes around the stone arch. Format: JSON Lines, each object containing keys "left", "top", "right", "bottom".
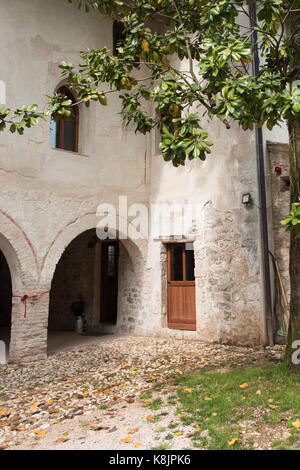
{"left": 0, "top": 232, "right": 27, "bottom": 362}
{"left": 41, "top": 211, "right": 146, "bottom": 285}
{"left": 0, "top": 210, "right": 39, "bottom": 285}
{"left": 43, "top": 212, "right": 149, "bottom": 347}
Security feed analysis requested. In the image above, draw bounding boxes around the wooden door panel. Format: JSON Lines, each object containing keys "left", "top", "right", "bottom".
{"left": 167, "top": 244, "right": 196, "bottom": 331}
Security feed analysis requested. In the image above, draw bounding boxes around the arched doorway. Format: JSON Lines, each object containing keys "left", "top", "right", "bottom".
{"left": 0, "top": 250, "right": 12, "bottom": 347}
{"left": 49, "top": 229, "right": 106, "bottom": 334}
{"left": 48, "top": 229, "right": 123, "bottom": 352}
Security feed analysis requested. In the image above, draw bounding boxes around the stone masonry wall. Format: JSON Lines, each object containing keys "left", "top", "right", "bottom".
{"left": 267, "top": 141, "right": 290, "bottom": 331}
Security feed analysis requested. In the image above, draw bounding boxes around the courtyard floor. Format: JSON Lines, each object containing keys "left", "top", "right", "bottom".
{"left": 0, "top": 335, "right": 285, "bottom": 450}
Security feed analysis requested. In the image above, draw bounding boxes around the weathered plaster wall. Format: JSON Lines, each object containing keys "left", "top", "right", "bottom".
{"left": 267, "top": 142, "right": 290, "bottom": 332}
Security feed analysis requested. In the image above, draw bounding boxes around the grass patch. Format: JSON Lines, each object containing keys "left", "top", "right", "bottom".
{"left": 156, "top": 426, "right": 167, "bottom": 433}
{"left": 98, "top": 404, "right": 108, "bottom": 410}
{"left": 168, "top": 422, "right": 179, "bottom": 429}
{"left": 151, "top": 412, "right": 169, "bottom": 423}
{"left": 173, "top": 364, "right": 300, "bottom": 450}
{"left": 139, "top": 391, "right": 152, "bottom": 400}
{"left": 151, "top": 444, "right": 168, "bottom": 450}
{"left": 148, "top": 398, "right": 163, "bottom": 410}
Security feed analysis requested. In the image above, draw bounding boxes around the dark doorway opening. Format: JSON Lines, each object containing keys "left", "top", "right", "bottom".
{"left": 0, "top": 250, "right": 12, "bottom": 345}
{"left": 101, "top": 241, "right": 119, "bottom": 324}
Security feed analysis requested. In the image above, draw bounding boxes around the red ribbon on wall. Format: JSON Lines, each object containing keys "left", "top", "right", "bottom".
{"left": 12, "top": 291, "right": 50, "bottom": 318}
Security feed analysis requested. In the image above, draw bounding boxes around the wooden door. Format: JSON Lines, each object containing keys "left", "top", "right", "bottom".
{"left": 100, "top": 241, "right": 119, "bottom": 323}
{"left": 167, "top": 243, "right": 196, "bottom": 330}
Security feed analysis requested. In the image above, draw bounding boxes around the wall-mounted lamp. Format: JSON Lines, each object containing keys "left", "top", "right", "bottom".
{"left": 242, "top": 193, "right": 252, "bottom": 205}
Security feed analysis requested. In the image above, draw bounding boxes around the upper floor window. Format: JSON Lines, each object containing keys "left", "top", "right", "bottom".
{"left": 113, "top": 21, "right": 126, "bottom": 56}
{"left": 50, "top": 86, "right": 79, "bottom": 153}
{"left": 113, "top": 21, "right": 139, "bottom": 67}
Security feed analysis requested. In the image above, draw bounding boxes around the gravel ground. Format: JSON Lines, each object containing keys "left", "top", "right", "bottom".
{"left": 0, "top": 334, "right": 284, "bottom": 450}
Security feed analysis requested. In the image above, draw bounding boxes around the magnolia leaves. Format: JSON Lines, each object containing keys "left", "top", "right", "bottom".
{"left": 281, "top": 202, "right": 300, "bottom": 236}
{"left": 159, "top": 113, "right": 213, "bottom": 167}
{"left": 0, "top": 105, "right": 44, "bottom": 135}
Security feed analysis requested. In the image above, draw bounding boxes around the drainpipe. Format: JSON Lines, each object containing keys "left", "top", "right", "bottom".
{"left": 249, "top": 3, "right": 274, "bottom": 346}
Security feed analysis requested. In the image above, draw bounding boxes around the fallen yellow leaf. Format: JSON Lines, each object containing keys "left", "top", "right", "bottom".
{"left": 34, "top": 430, "right": 46, "bottom": 436}
{"left": 29, "top": 403, "right": 40, "bottom": 409}
{"left": 175, "top": 432, "right": 183, "bottom": 436}
{"left": 292, "top": 421, "right": 300, "bottom": 428}
{"left": 268, "top": 404, "right": 278, "bottom": 409}
{"left": 240, "top": 383, "right": 248, "bottom": 389}
{"left": 184, "top": 388, "right": 193, "bottom": 393}
{"left": 228, "top": 438, "right": 238, "bottom": 446}
{"left": 56, "top": 438, "right": 69, "bottom": 443}
{"left": 121, "top": 436, "right": 133, "bottom": 443}
{"left": 178, "top": 371, "right": 183, "bottom": 375}
{"left": 204, "top": 397, "right": 212, "bottom": 401}
{"left": 135, "top": 442, "right": 142, "bottom": 447}
{"left": 128, "top": 428, "right": 139, "bottom": 434}
{"left": 146, "top": 415, "right": 153, "bottom": 421}
{"left": 195, "top": 424, "right": 201, "bottom": 430}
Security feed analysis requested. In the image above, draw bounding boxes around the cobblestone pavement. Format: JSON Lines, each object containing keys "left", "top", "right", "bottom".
{"left": 0, "top": 335, "right": 284, "bottom": 450}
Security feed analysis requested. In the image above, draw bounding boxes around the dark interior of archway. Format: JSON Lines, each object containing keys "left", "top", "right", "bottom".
{"left": 49, "top": 229, "right": 100, "bottom": 333}
{"left": 0, "top": 250, "right": 12, "bottom": 329}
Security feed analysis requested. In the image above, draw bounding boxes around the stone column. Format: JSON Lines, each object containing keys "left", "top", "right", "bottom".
{"left": 9, "top": 284, "right": 50, "bottom": 363}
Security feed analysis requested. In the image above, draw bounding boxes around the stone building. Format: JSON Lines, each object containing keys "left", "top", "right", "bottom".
{"left": 0, "top": 0, "right": 290, "bottom": 362}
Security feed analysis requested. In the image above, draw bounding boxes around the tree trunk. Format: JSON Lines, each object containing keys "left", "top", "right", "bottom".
{"left": 285, "top": 117, "right": 300, "bottom": 370}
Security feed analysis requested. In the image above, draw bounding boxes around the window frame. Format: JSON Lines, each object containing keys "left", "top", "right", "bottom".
{"left": 167, "top": 243, "right": 195, "bottom": 283}
{"left": 52, "top": 86, "right": 79, "bottom": 153}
